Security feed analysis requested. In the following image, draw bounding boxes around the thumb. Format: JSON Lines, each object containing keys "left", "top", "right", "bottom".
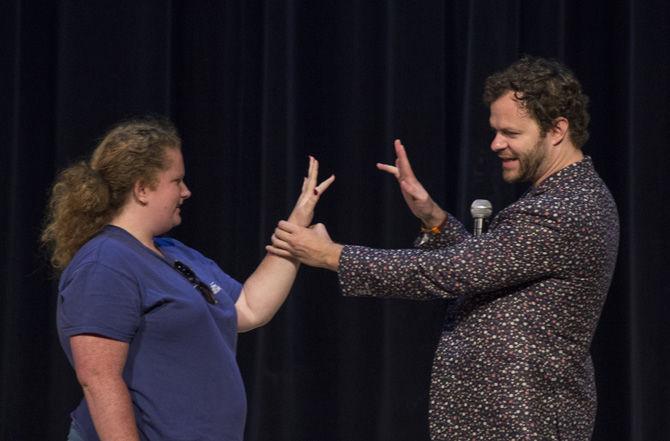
{"left": 310, "top": 223, "right": 332, "bottom": 239}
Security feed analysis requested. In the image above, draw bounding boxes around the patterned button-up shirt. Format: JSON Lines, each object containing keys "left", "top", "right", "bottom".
{"left": 339, "top": 157, "right": 619, "bottom": 440}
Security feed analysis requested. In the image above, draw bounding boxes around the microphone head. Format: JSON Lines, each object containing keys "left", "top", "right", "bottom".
{"left": 470, "top": 199, "right": 493, "bottom": 219}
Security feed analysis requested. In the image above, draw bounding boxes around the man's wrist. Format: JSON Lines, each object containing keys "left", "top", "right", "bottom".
{"left": 421, "top": 209, "right": 448, "bottom": 232}
{"left": 324, "top": 243, "right": 343, "bottom": 271}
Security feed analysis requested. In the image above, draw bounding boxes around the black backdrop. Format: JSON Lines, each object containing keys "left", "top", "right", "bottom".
{"left": 2, "top": 1, "right": 669, "bottom": 440}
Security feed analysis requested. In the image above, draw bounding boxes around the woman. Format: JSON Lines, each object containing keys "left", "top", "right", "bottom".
{"left": 41, "top": 117, "right": 334, "bottom": 441}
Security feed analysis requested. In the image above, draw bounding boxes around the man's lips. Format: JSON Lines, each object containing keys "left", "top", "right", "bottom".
{"left": 500, "top": 157, "right": 518, "bottom": 169}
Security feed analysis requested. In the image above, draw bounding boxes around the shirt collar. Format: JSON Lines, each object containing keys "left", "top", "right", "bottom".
{"left": 525, "top": 156, "right": 593, "bottom": 197}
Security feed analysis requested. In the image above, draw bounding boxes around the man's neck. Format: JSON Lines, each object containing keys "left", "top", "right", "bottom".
{"left": 533, "top": 144, "right": 583, "bottom": 187}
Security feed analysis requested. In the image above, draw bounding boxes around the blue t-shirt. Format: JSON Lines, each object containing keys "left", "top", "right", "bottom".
{"left": 57, "top": 225, "right": 246, "bottom": 441}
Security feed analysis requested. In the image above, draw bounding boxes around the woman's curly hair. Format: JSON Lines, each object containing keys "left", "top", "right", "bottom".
{"left": 41, "top": 116, "right": 181, "bottom": 271}
{"left": 483, "top": 56, "right": 590, "bottom": 148}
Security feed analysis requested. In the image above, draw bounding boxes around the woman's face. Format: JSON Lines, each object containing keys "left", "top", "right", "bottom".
{"left": 143, "top": 148, "right": 191, "bottom": 235}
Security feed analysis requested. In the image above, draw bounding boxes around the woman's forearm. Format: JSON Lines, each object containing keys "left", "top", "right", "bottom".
{"left": 80, "top": 375, "right": 140, "bottom": 441}
{"left": 237, "top": 253, "right": 299, "bottom": 332}
{"left": 235, "top": 156, "right": 334, "bottom": 332}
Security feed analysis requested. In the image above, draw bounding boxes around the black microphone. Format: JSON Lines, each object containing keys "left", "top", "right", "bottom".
{"left": 470, "top": 199, "right": 492, "bottom": 237}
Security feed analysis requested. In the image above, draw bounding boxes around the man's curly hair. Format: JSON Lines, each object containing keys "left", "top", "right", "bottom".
{"left": 483, "top": 56, "right": 590, "bottom": 148}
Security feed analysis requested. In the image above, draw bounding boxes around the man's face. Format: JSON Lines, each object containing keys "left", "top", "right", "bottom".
{"left": 488, "top": 91, "right": 550, "bottom": 184}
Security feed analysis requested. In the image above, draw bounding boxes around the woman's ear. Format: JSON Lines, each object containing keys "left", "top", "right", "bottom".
{"left": 133, "top": 180, "right": 149, "bottom": 206}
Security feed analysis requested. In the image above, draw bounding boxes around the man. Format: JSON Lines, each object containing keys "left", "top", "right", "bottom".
{"left": 269, "top": 57, "right": 619, "bottom": 440}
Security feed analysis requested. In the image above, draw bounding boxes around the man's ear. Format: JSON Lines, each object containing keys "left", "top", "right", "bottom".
{"left": 550, "top": 117, "right": 569, "bottom": 146}
{"left": 133, "top": 180, "right": 149, "bottom": 206}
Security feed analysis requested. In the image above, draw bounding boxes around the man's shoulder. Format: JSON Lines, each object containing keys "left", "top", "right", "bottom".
{"left": 503, "top": 176, "right": 615, "bottom": 224}
{"left": 547, "top": 161, "right": 617, "bottom": 216}
{"left": 527, "top": 186, "right": 615, "bottom": 220}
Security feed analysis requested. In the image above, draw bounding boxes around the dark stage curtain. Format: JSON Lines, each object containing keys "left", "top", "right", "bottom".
{"left": 2, "top": 1, "right": 668, "bottom": 440}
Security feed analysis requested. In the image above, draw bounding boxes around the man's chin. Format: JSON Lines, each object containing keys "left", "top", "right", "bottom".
{"left": 502, "top": 171, "right": 519, "bottom": 183}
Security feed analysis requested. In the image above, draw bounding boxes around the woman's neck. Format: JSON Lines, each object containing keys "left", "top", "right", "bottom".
{"left": 109, "top": 216, "right": 164, "bottom": 258}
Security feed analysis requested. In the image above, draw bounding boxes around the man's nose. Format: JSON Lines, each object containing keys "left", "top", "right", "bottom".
{"left": 490, "top": 134, "right": 506, "bottom": 152}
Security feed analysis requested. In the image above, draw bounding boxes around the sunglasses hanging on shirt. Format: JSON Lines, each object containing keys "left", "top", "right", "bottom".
{"left": 172, "top": 260, "right": 218, "bottom": 305}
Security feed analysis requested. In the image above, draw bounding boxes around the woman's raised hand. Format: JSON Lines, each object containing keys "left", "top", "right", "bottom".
{"left": 288, "top": 156, "right": 335, "bottom": 227}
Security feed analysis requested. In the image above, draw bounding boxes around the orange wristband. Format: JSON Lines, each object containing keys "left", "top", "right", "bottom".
{"left": 420, "top": 215, "right": 448, "bottom": 234}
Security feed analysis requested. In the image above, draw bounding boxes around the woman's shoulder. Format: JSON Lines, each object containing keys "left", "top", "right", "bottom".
{"left": 63, "top": 228, "right": 145, "bottom": 281}
{"left": 155, "top": 236, "right": 210, "bottom": 263}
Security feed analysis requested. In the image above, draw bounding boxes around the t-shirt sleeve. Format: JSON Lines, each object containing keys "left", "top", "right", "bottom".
{"left": 208, "top": 261, "right": 243, "bottom": 303}
{"left": 58, "top": 262, "right": 142, "bottom": 342}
